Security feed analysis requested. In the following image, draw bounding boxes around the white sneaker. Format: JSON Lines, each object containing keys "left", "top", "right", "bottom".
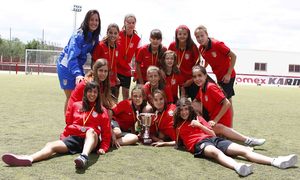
{"left": 235, "top": 163, "right": 253, "bottom": 177}
{"left": 245, "top": 137, "right": 266, "bottom": 146}
{"left": 272, "top": 154, "right": 298, "bottom": 169}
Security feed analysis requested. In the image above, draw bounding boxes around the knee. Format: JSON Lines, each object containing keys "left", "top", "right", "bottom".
{"left": 113, "top": 127, "right": 122, "bottom": 137}
{"left": 86, "top": 128, "right": 97, "bottom": 137}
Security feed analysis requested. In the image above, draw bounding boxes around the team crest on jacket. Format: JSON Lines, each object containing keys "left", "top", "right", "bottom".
{"left": 92, "top": 111, "right": 98, "bottom": 118}
{"left": 168, "top": 110, "right": 174, "bottom": 116}
{"left": 204, "top": 95, "right": 208, "bottom": 102}
{"left": 63, "top": 79, "right": 68, "bottom": 86}
{"left": 171, "top": 78, "right": 176, "bottom": 85}
{"left": 211, "top": 51, "right": 217, "bottom": 58}
{"left": 129, "top": 43, "right": 134, "bottom": 48}
{"left": 116, "top": 51, "right": 119, "bottom": 57}
{"left": 185, "top": 53, "right": 190, "bottom": 60}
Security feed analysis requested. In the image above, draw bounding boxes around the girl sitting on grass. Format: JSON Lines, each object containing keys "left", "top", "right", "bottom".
{"left": 174, "top": 97, "right": 297, "bottom": 177}
{"left": 2, "top": 82, "right": 111, "bottom": 169}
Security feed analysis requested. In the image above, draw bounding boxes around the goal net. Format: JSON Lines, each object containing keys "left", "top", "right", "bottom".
{"left": 25, "top": 49, "right": 61, "bottom": 74}
{"left": 25, "top": 49, "right": 92, "bottom": 74}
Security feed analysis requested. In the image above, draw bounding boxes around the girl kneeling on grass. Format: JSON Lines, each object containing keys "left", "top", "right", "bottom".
{"left": 2, "top": 82, "right": 111, "bottom": 169}
{"left": 174, "top": 97, "right": 297, "bottom": 177}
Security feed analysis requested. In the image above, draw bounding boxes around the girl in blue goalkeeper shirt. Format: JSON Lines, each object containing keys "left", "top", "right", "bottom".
{"left": 57, "top": 9, "right": 101, "bottom": 113}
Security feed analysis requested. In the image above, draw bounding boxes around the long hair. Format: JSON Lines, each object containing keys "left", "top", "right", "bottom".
{"left": 122, "top": 14, "right": 138, "bottom": 34}
{"left": 131, "top": 84, "right": 148, "bottom": 113}
{"left": 148, "top": 29, "right": 165, "bottom": 62}
{"left": 173, "top": 97, "right": 197, "bottom": 128}
{"left": 152, "top": 89, "right": 168, "bottom": 111}
{"left": 92, "top": 59, "right": 115, "bottom": 108}
{"left": 147, "top": 66, "right": 166, "bottom": 90}
{"left": 160, "top": 50, "right": 180, "bottom": 75}
{"left": 102, "top": 23, "right": 120, "bottom": 44}
{"left": 81, "top": 81, "right": 103, "bottom": 113}
{"left": 175, "top": 25, "right": 196, "bottom": 50}
{"left": 79, "top": 9, "right": 101, "bottom": 42}
{"left": 192, "top": 65, "right": 219, "bottom": 94}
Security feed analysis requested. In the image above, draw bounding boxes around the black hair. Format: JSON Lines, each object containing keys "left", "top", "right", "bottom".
{"left": 79, "top": 9, "right": 101, "bottom": 42}
{"left": 81, "top": 81, "right": 103, "bottom": 113}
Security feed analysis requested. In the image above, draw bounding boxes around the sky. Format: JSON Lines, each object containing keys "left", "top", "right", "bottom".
{"left": 0, "top": 0, "right": 300, "bottom": 52}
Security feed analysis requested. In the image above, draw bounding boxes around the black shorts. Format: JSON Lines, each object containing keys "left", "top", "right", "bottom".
{"left": 184, "top": 82, "right": 200, "bottom": 101}
{"left": 62, "top": 136, "right": 100, "bottom": 154}
{"left": 117, "top": 73, "right": 131, "bottom": 89}
{"left": 218, "top": 77, "right": 235, "bottom": 99}
{"left": 194, "top": 137, "right": 232, "bottom": 158}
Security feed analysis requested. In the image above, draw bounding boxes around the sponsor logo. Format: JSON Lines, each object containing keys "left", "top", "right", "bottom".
{"left": 185, "top": 53, "right": 190, "bottom": 60}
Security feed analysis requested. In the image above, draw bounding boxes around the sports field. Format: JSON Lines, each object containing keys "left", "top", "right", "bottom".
{"left": 0, "top": 74, "right": 299, "bottom": 180}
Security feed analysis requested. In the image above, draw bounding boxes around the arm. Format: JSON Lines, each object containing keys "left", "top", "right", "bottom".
{"left": 190, "top": 119, "right": 216, "bottom": 136}
{"left": 135, "top": 62, "right": 144, "bottom": 84}
{"left": 222, "top": 50, "right": 236, "bottom": 83}
{"left": 209, "top": 98, "right": 231, "bottom": 127}
{"left": 97, "top": 112, "right": 112, "bottom": 154}
{"left": 151, "top": 141, "right": 176, "bottom": 147}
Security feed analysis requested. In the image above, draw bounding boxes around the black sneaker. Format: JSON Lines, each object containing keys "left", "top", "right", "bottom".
{"left": 74, "top": 154, "right": 88, "bottom": 169}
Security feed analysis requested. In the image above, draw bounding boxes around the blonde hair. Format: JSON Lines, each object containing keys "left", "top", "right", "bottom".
{"left": 194, "top": 25, "right": 208, "bottom": 35}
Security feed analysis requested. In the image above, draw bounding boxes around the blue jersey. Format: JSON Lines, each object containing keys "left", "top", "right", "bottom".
{"left": 57, "top": 30, "right": 98, "bottom": 89}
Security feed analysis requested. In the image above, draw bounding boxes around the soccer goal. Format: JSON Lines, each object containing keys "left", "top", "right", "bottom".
{"left": 25, "top": 49, "right": 61, "bottom": 74}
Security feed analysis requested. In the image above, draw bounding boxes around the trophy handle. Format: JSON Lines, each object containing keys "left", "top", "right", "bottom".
{"left": 136, "top": 111, "right": 141, "bottom": 123}
{"left": 153, "top": 111, "right": 158, "bottom": 121}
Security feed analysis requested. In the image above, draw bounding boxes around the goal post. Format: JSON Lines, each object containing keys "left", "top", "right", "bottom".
{"left": 25, "top": 49, "right": 61, "bottom": 74}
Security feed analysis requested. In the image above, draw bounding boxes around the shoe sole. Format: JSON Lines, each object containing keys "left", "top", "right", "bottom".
{"left": 238, "top": 164, "right": 253, "bottom": 177}
{"left": 74, "top": 158, "right": 84, "bottom": 169}
{"left": 2, "top": 153, "right": 32, "bottom": 166}
{"left": 280, "top": 154, "right": 298, "bottom": 169}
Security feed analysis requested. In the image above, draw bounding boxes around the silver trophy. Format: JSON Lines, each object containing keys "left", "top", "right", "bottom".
{"left": 136, "top": 111, "right": 158, "bottom": 144}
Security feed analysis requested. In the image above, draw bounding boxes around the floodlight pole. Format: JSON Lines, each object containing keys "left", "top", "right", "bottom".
{"left": 72, "top": 5, "right": 82, "bottom": 34}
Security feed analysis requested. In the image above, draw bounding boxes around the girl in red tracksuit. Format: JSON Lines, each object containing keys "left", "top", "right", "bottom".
{"left": 117, "top": 14, "right": 141, "bottom": 100}
{"left": 135, "top": 29, "right": 167, "bottom": 84}
{"left": 150, "top": 89, "right": 176, "bottom": 147}
{"left": 168, "top": 25, "right": 200, "bottom": 100}
{"left": 67, "top": 59, "right": 116, "bottom": 113}
{"left": 143, "top": 66, "right": 173, "bottom": 106}
{"left": 92, "top": 23, "right": 121, "bottom": 97}
{"left": 110, "top": 85, "right": 152, "bottom": 148}
{"left": 174, "top": 97, "right": 297, "bottom": 177}
{"left": 2, "top": 82, "right": 111, "bottom": 169}
{"left": 159, "top": 50, "right": 184, "bottom": 103}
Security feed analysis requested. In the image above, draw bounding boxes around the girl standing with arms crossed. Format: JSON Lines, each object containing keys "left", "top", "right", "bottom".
{"left": 194, "top": 25, "right": 236, "bottom": 116}
{"left": 168, "top": 25, "right": 199, "bottom": 100}
{"left": 2, "top": 82, "right": 111, "bottom": 169}
{"left": 57, "top": 10, "right": 101, "bottom": 113}
{"left": 92, "top": 23, "right": 120, "bottom": 97}
{"left": 135, "top": 29, "right": 167, "bottom": 84}
{"left": 174, "top": 97, "right": 297, "bottom": 177}
{"left": 117, "top": 14, "right": 141, "bottom": 100}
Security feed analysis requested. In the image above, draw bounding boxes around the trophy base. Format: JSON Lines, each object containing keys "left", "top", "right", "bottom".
{"left": 142, "top": 138, "right": 152, "bottom": 145}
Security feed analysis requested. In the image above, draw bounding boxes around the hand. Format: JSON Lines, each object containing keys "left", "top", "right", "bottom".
{"left": 189, "top": 120, "right": 200, "bottom": 128}
{"left": 222, "top": 74, "right": 231, "bottom": 84}
{"left": 151, "top": 141, "right": 165, "bottom": 147}
{"left": 76, "top": 75, "right": 84, "bottom": 85}
{"left": 208, "top": 120, "right": 216, "bottom": 127}
{"left": 112, "top": 133, "right": 121, "bottom": 149}
{"left": 97, "top": 148, "right": 106, "bottom": 155}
